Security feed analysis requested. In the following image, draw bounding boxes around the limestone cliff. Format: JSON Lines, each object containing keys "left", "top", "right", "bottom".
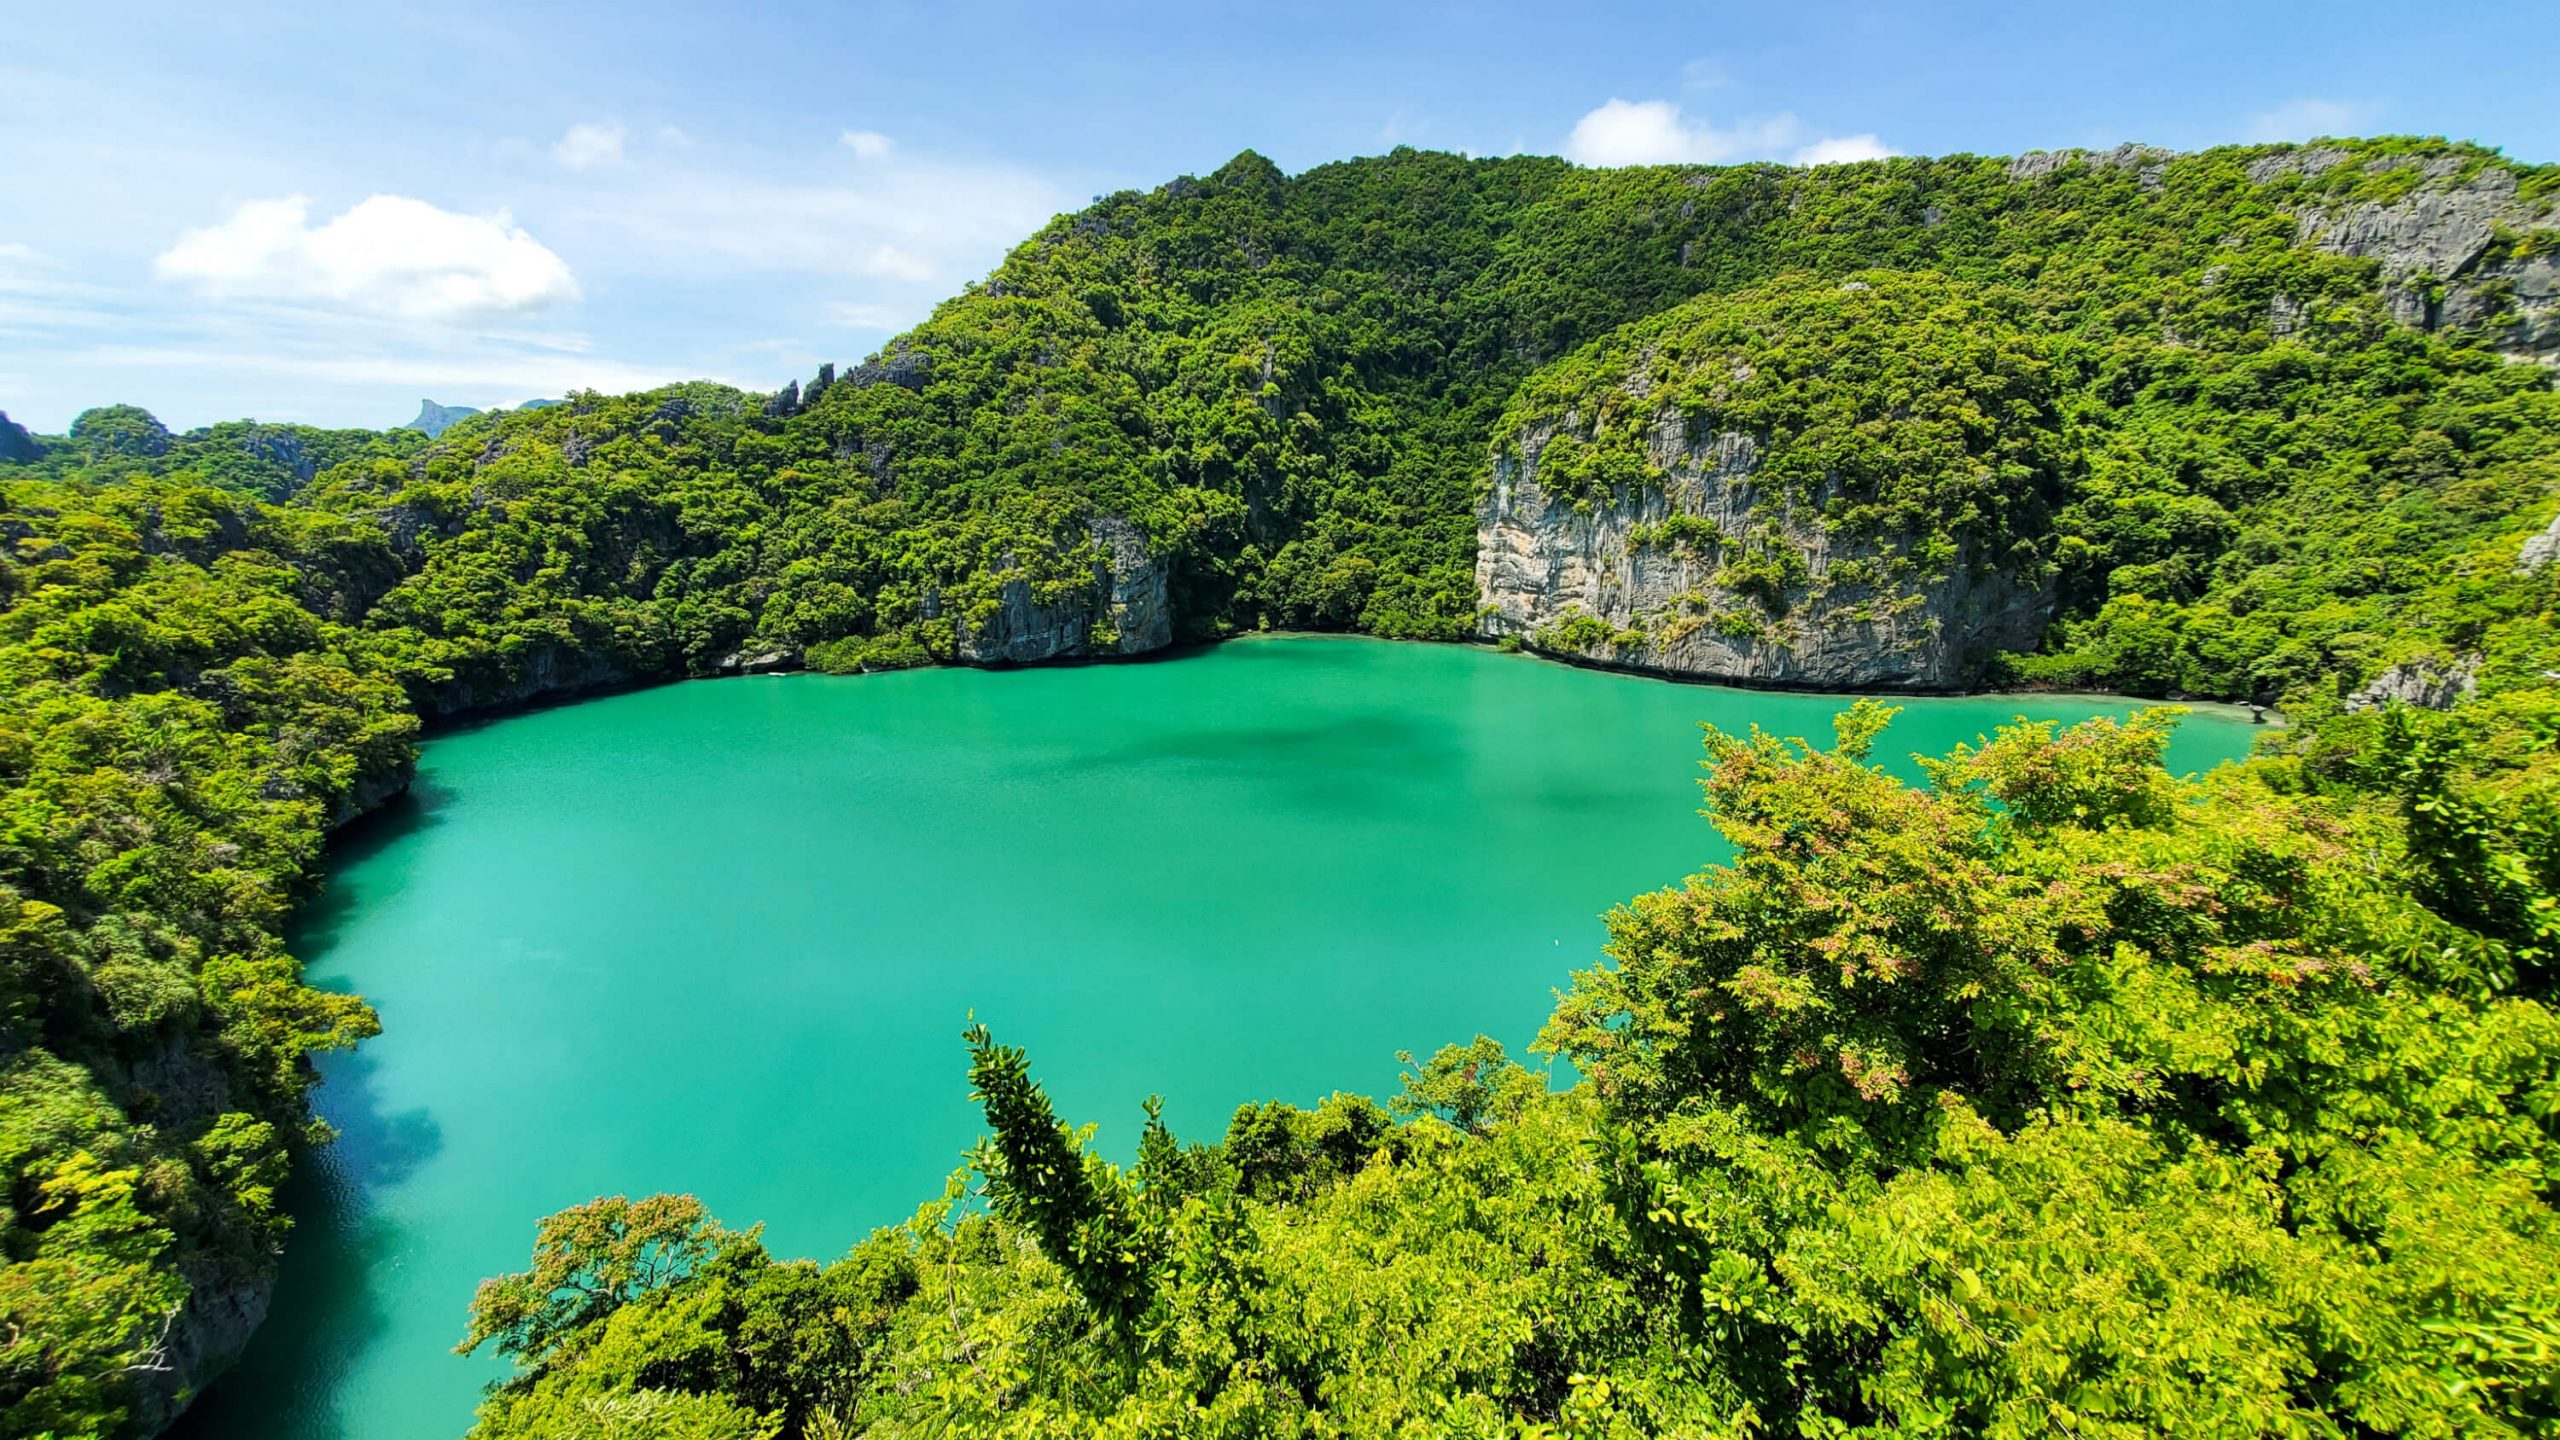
{"left": 2273, "top": 149, "right": 2560, "bottom": 366}
{"left": 938, "top": 517, "right": 1173, "bottom": 665}
{"left": 1478, "top": 416, "right": 2050, "bottom": 690}
{"left": 1475, "top": 272, "right": 2062, "bottom": 691}
{"left": 415, "top": 644, "right": 636, "bottom": 720}
{"left": 2343, "top": 654, "right": 2481, "bottom": 712}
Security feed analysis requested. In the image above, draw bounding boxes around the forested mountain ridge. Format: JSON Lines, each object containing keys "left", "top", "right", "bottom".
{"left": 0, "top": 136, "right": 2557, "bottom": 1437}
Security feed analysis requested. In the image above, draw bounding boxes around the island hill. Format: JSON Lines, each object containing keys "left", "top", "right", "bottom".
{"left": 1, "top": 136, "right": 2557, "bottom": 1438}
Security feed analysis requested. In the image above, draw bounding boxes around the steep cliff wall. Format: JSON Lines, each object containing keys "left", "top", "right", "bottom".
{"left": 1476, "top": 272, "right": 2064, "bottom": 691}
{"left": 1478, "top": 417, "right": 2050, "bottom": 690}
{"left": 2003, "top": 145, "right": 2560, "bottom": 367}
{"left": 936, "top": 517, "right": 1174, "bottom": 665}
{"left": 2276, "top": 149, "right": 2560, "bottom": 365}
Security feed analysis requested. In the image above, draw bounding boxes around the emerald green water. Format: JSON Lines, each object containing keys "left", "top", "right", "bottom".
{"left": 176, "top": 636, "right": 2256, "bottom": 1439}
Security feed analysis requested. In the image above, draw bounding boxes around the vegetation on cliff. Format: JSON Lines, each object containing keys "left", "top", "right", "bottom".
{"left": 0, "top": 134, "right": 2556, "bottom": 1436}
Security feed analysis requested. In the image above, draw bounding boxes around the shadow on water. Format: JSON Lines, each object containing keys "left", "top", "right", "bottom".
{"left": 170, "top": 785, "right": 454, "bottom": 1440}
{"left": 1083, "top": 712, "right": 1458, "bottom": 776}
{"left": 292, "top": 776, "right": 452, "bottom": 961}
{"left": 171, "top": 1048, "right": 446, "bottom": 1440}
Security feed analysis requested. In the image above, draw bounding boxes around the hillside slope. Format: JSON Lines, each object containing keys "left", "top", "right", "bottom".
{"left": 0, "top": 138, "right": 2557, "bottom": 1435}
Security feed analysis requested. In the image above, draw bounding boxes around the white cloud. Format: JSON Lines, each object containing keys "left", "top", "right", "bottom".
{"left": 1792, "top": 134, "right": 1897, "bottom": 166}
{"left": 1562, "top": 98, "right": 1896, "bottom": 169}
{"left": 154, "top": 195, "right": 581, "bottom": 321}
{"left": 840, "top": 129, "right": 894, "bottom": 159}
{"left": 854, "top": 244, "right": 934, "bottom": 282}
{"left": 2243, "top": 98, "right": 2373, "bottom": 144}
{"left": 552, "top": 120, "right": 628, "bottom": 170}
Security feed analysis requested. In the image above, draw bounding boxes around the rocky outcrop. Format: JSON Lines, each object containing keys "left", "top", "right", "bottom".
{"left": 235, "top": 424, "right": 322, "bottom": 492}
{"left": 944, "top": 517, "right": 1172, "bottom": 665}
{"left": 0, "top": 409, "right": 42, "bottom": 463}
{"left": 845, "top": 338, "right": 931, "bottom": 392}
{"left": 2343, "top": 654, "right": 2480, "bottom": 712}
{"left": 714, "top": 647, "right": 801, "bottom": 675}
{"left": 2005, "top": 143, "right": 2171, "bottom": 186}
{"left": 101, "top": 1027, "right": 278, "bottom": 1432}
{"left": 2291, "top": 158, "right": 2560, "bottom": 365}
{"left": 129, "top": 1273, "right": 270, "bottom": 1436}
{"left": 416, "top": 644, "right": 635, "bottom": 720}
{"left": 2519, "top": 512, "right": 2560, "bottom": 574}
{"left": 1477, "top": 418, "right": 2050, "bottom": 690}
{"left": 328, "top": 760, "right": 418, "bottom": 829}
{"left": 2004, "top": 145, "right": 2560, "bottom": 365}
{"left": 402, "top": 399, "right": 480, "bottom": 438}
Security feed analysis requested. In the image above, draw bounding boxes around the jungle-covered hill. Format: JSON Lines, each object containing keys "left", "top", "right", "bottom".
{"left": 2, "top": 137, "right": 2558, "bottom": 1436}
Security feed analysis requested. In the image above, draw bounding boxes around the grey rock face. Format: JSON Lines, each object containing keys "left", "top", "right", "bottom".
{"left": 104, "top": 1030, "right": 277, "bottom": 1434}
{"left": 845, "top": 338, "right": 931, "bottom": 392}
{"left": 129, "top": 1274, "right": 272, "bottom": 1436}
{"left": 954, "top": 517, "right": 1173, "bottom": 665}
{"left": 2343, "top": 654, "right": 2481, "bottom": 712}
{"left": 2293, "top": 164, "right": 2560, "bottom": 364}
{"left": 236, "top": 425, "right": 321, "bottom": 491}
{"left": 2519, "top": 512, "right": 2560, "bottom": 575}
{"left": 2004, "top": 143, "right": 2172, "bottom": 182}
{"left": 715, "top": 647, "right": 802, "bottom": 675}
{"left": 1476, "top": 418, "right": 2050, "bottom": 690}
{"left": 0, "top": 409, "right": 44, "bottom": 462}
{"left": 418, "top": 644, "right": 633, "bottom": 720}
{"left": 2245, "top": 146, "right": 2350, "bottom": 184}
{"left": 329, "top": 759, "right": 417, "bottom": 829}
{"left": 403, "top": 399, "right": 480, "bottom": 438}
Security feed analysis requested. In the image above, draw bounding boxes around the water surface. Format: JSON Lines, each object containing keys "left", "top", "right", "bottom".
{"left": 178, "top": 636, "right": 2256, "bottom": 1438}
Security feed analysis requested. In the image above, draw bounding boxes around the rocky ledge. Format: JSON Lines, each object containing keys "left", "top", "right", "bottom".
{"left": 1477, "top": 417, "right": 2050, "bottom": 691}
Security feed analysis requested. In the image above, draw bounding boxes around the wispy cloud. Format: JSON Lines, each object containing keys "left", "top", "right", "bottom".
{"left": 556, "top": 146, "right": 1070, "bottom": 289}
{"left": 1679, "top": 57, "right": 1731, "bottom": 92}
{"left": 840, "top": 129, "right": 894, "bottom": 159}
{"left": 552, "top": 120, "right": 628, "bottom": 170}
{"left": 2242, "top": 98, "right": 2375, "bottom": 143}
{"left": 73, "top": 335, "right": 719, "bottom": 399}
{"left": 1378, "top": 107, "right": 1426, "bottom": 146}
{"left": 1562, "top": 99, "right": 1898, "bottom": 168}
{"left": 19, "top": 281, "right": 731, "bottom": 423}
{"left": 0, "top": 242, "right": 130, "bottom": 334}
{"left": 154, "top": 195, "right": 580, "bottom": 321}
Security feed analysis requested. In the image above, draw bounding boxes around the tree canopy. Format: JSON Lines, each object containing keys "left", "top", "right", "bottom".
{"left": 2, "top": 134, "right": 2558, "bottom": 1436}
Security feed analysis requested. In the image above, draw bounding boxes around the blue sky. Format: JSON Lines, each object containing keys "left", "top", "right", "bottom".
{"left": 5, "top": 1, "right": 2553, "bottom": 433}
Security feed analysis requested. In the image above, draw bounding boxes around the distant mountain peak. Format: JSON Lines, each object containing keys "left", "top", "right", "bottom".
{"left": 403, "top": 399, "right": 480, "bottom": 438}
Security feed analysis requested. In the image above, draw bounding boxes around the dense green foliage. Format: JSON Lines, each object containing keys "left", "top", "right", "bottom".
{"left": 3, "top": 134, "right": 2559, "bottom": 1436}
